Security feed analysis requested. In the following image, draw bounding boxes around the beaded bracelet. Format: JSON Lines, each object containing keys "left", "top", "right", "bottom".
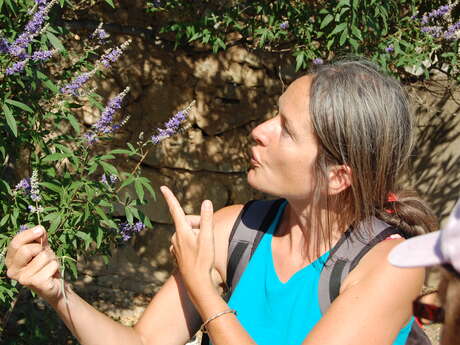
{"left": 200, "top": 309, "right": 237, "bottom": 334}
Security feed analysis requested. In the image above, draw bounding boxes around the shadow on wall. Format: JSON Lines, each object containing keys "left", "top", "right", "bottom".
{"left": 408, "top": 80, "right": 460, "bottom": 222}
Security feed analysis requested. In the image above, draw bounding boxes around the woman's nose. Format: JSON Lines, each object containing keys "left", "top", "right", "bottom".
{"left": 251, "top": 116, "right": 277, "bottom": 146}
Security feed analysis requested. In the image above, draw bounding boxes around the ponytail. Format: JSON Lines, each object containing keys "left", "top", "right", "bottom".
{"left": 375, "top": 190, "right": 438, "bottom": 238}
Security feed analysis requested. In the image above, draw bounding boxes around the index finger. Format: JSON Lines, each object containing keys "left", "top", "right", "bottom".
{"left": 160, "top": 186, "right": 189, "bottom": 230}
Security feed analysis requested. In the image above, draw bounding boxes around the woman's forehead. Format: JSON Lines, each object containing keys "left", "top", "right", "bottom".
{"left": 279, "top": 75, "right": 312, "bottom": 112}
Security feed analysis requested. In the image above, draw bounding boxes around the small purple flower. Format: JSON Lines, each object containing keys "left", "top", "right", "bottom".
{"left": 28, "top": 205, "right": 43, "bottom": 213}
{"left": 312, "top": 58, "right": 324, "bottom": 65}
{"left": 5, "top": 60, "right": 28, "bottom": 75}
{"left": 19, "top": 224, "right": 28, "bottom": 232}
{"left": 151, "top": 102, "right": 194, "bottom": 144}
{"left": 0, "top": 37, "right": 10, "bottom": 54}
{"left": 91, "top": 23, "right": 110, "bottom": 43}
{"left": 152, "top": 0, "right": 161, "bottom": 7}
{"left": 118, "top": 221, "right": 146, "bottom": 241}
{"left": 93, "top": 87, "right": 130, "bottom": 135}
{"left": 101, "top": 174, "right": 118, "bottom": 185}
{"left": 109, "top": 174, "right": 118, "bottom": 184}
{"left": 84, "top": 131, "right": 97, "bottom": 145}
{"left": 31, "top": 49, "right": 54, "bottom": 62}
{"left": 280, "top": 21, "right": 289, "bottom": 30}
{"left": 15, "top": 178, "right": 31, "bottom": 193}
{"left": 385, "top": 45, "right": 394, "bottom": 53}
{"left": 35, "top": 0, "right": 50, "bottom": 7}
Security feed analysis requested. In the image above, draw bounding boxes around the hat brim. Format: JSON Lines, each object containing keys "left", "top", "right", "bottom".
{"left": 388, "top": 230, "right": 443, "bottom": 268}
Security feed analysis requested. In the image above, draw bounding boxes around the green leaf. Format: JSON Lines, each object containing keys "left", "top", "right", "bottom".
{"left": 119, "top": 175, "right": 135, "bottom": 190}
{"left": 2, "top": 103, "right": 17, "bottom": 137}
{"left": 48, "top": 214, "right": 62, "bottom": 234}
{"left": 5, "top": 99, "right": 33, "bottom": 113}
{"left": 37, "top": 71, "right": 59, "bottom": 93}
{"left": 339, "top": 28, "right": 348, "bottom": 46}
{"left": 140, "top": 179, "right": 156, "bottom": 200}
{"left": 320, "top": 14, "right": 334, "bottom": 29}
{"left": 94, "top": 206, "right": 109, "bottom": 221}
{"left": 104, "top": 0, "right": 115, "bottom": 7}
{"left": 125, "top": 205, "right": 133, "bottom": 223}
{"left": 329, "top": 23, "right": 347, "bottom": 36}
{"left": 109, "top": 149, "right": 134, "bottom": 155}
{"left": 351, "top": 25, "right": 363, "bottom": 41}
{"left": 46, "top": 32, "right": 65, "bottom": 51}
{"left": 134, "top": 179, "right": 145, "bottom": 201}
{"left": 99, "top": 161, "right": 118, "bottom": 175}
{"left": 42, "top": 152, "right": 71, "bottom": 163}
{"left": 96, "top": 227, "right": 104, "bottom": 248}
{"left": 0, "top": 214, "right": 9, "bottom": 227}
{"left": 66, "top": 113, "right": 80, "bottom": 134}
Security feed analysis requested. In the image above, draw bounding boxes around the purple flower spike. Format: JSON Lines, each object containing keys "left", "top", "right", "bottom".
{"left": 31, "top": 49, "right": 54, "bottom": 62}
{"left": 99, "top": 40, "right": 131, "bottom": 69}
{"left": 92, "top": 87, "right": 130, "bottom": 135}
{"left": 312, "top": 58, "right": 324, "bottom": 65}
{"left": 151, "top": 102, "right": 194, "bottom": 144}
{"left": 30, "top": 170, "right": 41, "bottom": 202}
{"left": 280, "top": 21, "right": 289, "bottom": 30}
{"left": 5, "top": 60, "right": 28, "bottom": 75}
{"left": 61, "top": 71, "right": 95, "bottom": 95}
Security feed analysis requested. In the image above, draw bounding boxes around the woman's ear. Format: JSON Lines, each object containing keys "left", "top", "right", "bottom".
{"left": 327, "top": 165, "right": 352, "bottom": 195}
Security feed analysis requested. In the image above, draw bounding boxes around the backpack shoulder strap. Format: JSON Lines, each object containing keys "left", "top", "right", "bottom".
{"left": 318, "top": 217, "right": 404, "bottom": 315}
{"left": 225, "top": 198, "right": 286, "bottom": 299}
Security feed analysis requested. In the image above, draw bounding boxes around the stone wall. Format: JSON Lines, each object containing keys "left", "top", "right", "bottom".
{"left": 69, "top": 1, "right": 460, "bottom": 335}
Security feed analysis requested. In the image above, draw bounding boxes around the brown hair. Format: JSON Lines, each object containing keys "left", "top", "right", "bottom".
{"left": 306, "top": 58, "right": 437, "bottom": 256}
{"left": 438, "top": 270, "right": 460, "bottom": 345}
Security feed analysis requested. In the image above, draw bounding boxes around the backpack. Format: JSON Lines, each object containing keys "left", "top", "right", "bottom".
{"left": 201, "top": 199, "right": 431, "bottom": 345}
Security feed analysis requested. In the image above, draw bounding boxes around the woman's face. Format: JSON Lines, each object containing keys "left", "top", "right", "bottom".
{"left": 248, "top": 75, "right": 320, "bottom": 201}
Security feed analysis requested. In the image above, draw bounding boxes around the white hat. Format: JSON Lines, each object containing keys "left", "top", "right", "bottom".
{"left": 388, "top": 200, "right": 460, "bottom": 273}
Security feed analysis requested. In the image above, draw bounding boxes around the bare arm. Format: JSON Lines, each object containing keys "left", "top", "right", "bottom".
{"left": 301, "top": 239, "right": 425, "bottom": 345}
{"left": 5, "top": 200, "right": 241, "bottom": 345}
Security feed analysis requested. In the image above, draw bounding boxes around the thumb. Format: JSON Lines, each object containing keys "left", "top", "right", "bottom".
{"left": 199, "top": 200, "right": 214, "bottom": 244}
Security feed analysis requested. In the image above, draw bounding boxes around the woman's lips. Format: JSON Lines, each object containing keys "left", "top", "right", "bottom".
{"left": 250, "top": 148, "right": 261, "bottom": 166}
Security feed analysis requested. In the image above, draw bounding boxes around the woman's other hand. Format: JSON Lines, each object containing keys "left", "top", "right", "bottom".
{"left": 6, "top": 225, "right": 62, "bottom": 304}
{"left": 160, "top": 186, "right": 220, "bottom": 297}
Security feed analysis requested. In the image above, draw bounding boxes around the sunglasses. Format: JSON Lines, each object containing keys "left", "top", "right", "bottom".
{"left": 413, "top": 290, "right": 444, "bottom": 325}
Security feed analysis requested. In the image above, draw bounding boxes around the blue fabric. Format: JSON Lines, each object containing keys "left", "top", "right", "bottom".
{"left": 227, "top": 202, "right": 414, "bottom": 345}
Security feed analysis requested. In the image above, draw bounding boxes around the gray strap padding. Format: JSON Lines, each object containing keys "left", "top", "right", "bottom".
{"left": 318, "top": 217, "right": 401, "bottom": 315}
{"left": 226, "top": 199, "right": 285, "bottom": 298}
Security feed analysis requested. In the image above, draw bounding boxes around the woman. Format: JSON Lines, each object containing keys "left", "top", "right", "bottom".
{"left": 6, "top": 59, "right": 436, "bottom": 345}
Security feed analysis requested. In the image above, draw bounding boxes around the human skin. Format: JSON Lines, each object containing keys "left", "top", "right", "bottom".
{"left": 6, "top": 75, "right": 424, "bottom": 345}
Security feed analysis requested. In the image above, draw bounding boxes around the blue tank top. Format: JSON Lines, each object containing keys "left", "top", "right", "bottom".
{"left": 227, "top": 202, "right": 414, "bottom": 344}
